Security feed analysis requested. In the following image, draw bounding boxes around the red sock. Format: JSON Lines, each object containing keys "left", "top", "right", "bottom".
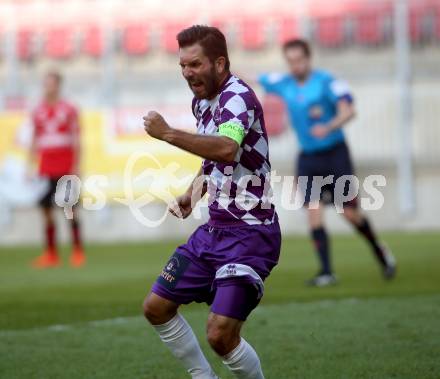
{"left": 72, "top": 221, "right": 82, "bottom": 251}
{"left": 46, "top": 224, "right": 57, "bottom": 255}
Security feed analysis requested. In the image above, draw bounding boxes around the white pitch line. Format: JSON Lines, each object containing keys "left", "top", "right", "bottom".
{"left": 0, "top": 298, "right": 361, "bottom": 337}
{"left": 0, "top": 316, "right": 141, "bottom": 337}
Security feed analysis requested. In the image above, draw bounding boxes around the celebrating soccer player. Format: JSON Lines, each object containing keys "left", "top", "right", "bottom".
{"left": 142, "top": 26, "right": 281, "bottom": 378}
{"left": 29, "top": 70, "right": 85, "bottom": 268}
{"left": 258, "top": 39, "right": 395, "bottom": 286}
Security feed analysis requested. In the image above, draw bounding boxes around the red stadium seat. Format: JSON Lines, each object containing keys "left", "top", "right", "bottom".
{"left": 354, "top": 8, "right": 388, "bottom": 46}
{"left": 239, "top": 18, "right": 266, "bottom": 50}
{"left": 17, "top": 28, "right": 34, "bottom": 61}
{"left": 210, "top": 19, "right": 227, "bottom": 34}
{"left": 277, "top": 17, "right": 299, "bottom": 43}
{"left": 409, "top": 9, "right": 423, "bottom": 43}
{"left": 410, "top": 2, "right": 440, "bottom": 43}
{"left": 316, "top": 16, "right": 345, "bottom": 47}
{"left": 262, "top": 95, "right": 286, "bottom": 137}
{"left": 122, "top": 24, "right": 150, "bottom": 56}
{"left": 436, "top": 5, "right": 440, "bottom": 41}
{"left": 45, "top": 27, "right": 75, "bottom": 59}
{"left": 82, "top": 25, "right": 104, "bottom": 58}
{"left": 162, "top": 22, "right": 187, "bottom": 53}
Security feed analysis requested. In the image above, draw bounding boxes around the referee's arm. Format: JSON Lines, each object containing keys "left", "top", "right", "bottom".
{"left": 327, "top": 99, "right": 356, "bottom": 131}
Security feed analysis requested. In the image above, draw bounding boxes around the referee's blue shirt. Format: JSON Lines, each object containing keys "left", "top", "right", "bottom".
{"left": 259, "top": 69, "right": 353, "bottom": 153}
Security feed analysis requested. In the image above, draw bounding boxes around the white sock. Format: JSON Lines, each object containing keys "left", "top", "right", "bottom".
{"left": 222, "top": 338, "right": 264, "bottom": 379}
{"left": 153, "top": 314, "right": 217, "bottom": 379}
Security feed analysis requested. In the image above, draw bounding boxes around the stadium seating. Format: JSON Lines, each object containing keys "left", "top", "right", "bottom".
{"left": 410, "top": 2, "right": 440, "bottom": 43}
{"left": 239, "top": 18, "right": 266, "bottom": 50}
{"left": 162, "top": 22, "right": 188, "bottom": 53}
{"left": 82, "top": 25, "right": 104, "bottom": 58}
{"left": 210, "top": 19, "right": 227, "bottom": 34}
{"left": 6, "top": 0, "right": 440, "bottom": 61}
{"left": 277, "top": 17, "right": 299, "bottom": 43}
{"left": 262, "top": 95, "right": 286, "bottom": 137}
{"left": 353, "top": 2, "right": 393, "bottom": 46}
{"left": 354, "top": 11, "right": 385, "bottom": 46}
{"left": 122, "top": 24, "right": 150, "bottom": 56}
{"left": 316, "top": 16, "right": 345, "bottom": 47}
{"left": 437, "top": 6, "right": 440, "bottom": 40}
{"left": 17, "top": 28, "right": 34, "bottom": 61}
{"left": 45, "top": 26, "right": 75, "bottom": 59}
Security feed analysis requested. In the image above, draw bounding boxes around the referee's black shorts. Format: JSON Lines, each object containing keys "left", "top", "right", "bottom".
{"left": 296, "top": 142, "right": 358, "bottom": 207}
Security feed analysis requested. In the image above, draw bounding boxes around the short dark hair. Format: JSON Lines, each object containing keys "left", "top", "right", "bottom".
{"left": 177, "top": 25, "right": 230, "bottom": 71}
{"left": 282, "top": 39, "right": 311, "bottom": 57}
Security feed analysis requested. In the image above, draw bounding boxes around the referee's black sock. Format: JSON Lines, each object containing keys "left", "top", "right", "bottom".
{"left": 311, "top": 227, "right": 332, "bottom": 275}
{"left": 355, "top": 217, "right": 387, "bottom": 267}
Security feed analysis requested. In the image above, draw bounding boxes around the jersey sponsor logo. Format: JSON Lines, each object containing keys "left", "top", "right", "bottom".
{"left": 157, "top": 253, "right": 191, "bottom": 290}
{"left": 35, "top": 104, "right": 76, "bottom": 149}
{"left": 296, "top": 93, "right": 305, "bottom": 103}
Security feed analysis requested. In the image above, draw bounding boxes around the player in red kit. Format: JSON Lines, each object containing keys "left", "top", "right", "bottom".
{"left": 29, "top": 71, "right": 85, "bottom": 268}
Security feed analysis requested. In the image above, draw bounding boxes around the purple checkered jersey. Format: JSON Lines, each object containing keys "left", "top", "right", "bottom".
{"left": 192, "top": 74, "right": 277, "bottom": 226}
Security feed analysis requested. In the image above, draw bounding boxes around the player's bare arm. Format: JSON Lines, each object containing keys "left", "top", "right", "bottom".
{"left": 143, "top": 111, "right": 239, "bottom": 163}
{"left": 327, "top": 99, "right": 356, "bottom": 130}
{"left": 311, "top": 99, "right": 356, "bottom": 138}
{"left": 169, "top": 165, "right": 207, "bottom": 219}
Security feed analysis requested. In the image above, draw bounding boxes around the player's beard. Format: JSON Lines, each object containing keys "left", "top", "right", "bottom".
{"left": 187, "top": 66, "right": 220, "bottom": 100}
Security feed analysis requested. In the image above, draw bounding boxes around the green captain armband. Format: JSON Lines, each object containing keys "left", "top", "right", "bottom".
{"left": 218, "top": 121, "right": 246, "bottom": 145}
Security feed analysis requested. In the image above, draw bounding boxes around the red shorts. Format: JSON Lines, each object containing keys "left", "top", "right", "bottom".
{"left": 38, "top": 147, "right": 75, "bottom": 178}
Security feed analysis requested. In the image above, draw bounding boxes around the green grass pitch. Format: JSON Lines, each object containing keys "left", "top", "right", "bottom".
{"left": 1, "top": 232, "right": 439, "bottom": 379}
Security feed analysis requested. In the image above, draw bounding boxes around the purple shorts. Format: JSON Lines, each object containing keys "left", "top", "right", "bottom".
{"left": 151, "top": 219, "right": 281, "bottom": 321}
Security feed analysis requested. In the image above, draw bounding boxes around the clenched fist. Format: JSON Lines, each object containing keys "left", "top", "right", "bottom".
{"left": 310, "top": 124, "right": 331, "bottom": 139}
{"left": 143, "top": 111, "right": 171, "bottom": 141}
{"left": 168, "top": 193, "right": 193, "bottom": 219}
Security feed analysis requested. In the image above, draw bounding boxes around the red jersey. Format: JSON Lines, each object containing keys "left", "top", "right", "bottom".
{"left": 32, "top": 100, "right": 79, "bottom": 178}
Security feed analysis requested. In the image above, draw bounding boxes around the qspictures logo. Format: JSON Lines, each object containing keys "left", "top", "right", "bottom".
{"left": 54, "top": 151, "right": 387, "bottom": 227}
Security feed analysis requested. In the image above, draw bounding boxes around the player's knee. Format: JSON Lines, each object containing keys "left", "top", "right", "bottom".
{"left": 143, "top": 293, "right": 178, "bottom": 325}
{"left": 307, "top": 206, "right": 323, "bottom": 229}
{"left": 343, "top": 207, "right": 362, "bottom": 225}
{"left": 206, "top": 320, "right": 240, "bottom": 356}
{"left": 143, "top": 297, "right": 167, "bottom": 324}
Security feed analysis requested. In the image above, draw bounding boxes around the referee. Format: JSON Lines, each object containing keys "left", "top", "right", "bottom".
{"left": 258, "top": 39, "right": 396, "bottom": 286}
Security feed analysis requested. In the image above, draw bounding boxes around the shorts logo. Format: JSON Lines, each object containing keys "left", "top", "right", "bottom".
{"left": 226, "top": 264, "right": 237, "bottom": 276}
{"left": 166, "top": 259, "right": 177, "bottom": 272}
{"left": 157, "top": 253, "right": 190, "bottom": 290}
{"left": 161, "top": 257, "right": 179, "bottom": 284}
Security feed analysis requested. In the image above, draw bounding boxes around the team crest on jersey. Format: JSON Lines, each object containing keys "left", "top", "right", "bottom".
{"left": 213, "top": 106, "right": 221, "bottom": 125}
{"left": 296, "top": 94, "right": 305, "bottom": 103}
{"left": 309, "top": 105, "right": 323, "bottom": 119}
{"left": 157, "top": 253, "right": 191, "bottom": 290}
